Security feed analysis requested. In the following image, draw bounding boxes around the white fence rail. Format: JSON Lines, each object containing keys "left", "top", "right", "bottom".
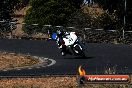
{"left": 0, "top": 21, "right": 132, "bottom": 42}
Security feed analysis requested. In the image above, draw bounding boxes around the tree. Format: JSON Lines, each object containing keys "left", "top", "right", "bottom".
{"left": 94, "top": 0, "right": 121, "bottom": 12}
{"left": 66, "top": 10, "right": 92, "bottom": 29}
{"left": 24, "top": 0, "right": 77, "bottom": 33}
{"left": 0, "top": 0, "right": 23, "bottom": 38}
{"left": 94, "top": 0, "right": 132, "bottom": 30}
{"left": 66, "top": 0, "right": 84, "bottom": 9}
{"left": 0, "top": 0, "right": 20, "bottom": 20}
{"left": 15, "top": 0, "right": 30, "bottom": 10}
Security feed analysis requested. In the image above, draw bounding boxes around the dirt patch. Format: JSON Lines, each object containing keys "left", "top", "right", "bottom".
{"left": 0, "top": 52, "right": 39, "bottom": 70}
{"left": 82, "top": 4, "right": 104, "bottom": 18}
{"left": 0, "top": 76, "right": 131, "bottom": 88}
{"left": 13, "top": 6, "right": 31, "bottom": 36}
{"left": 0, "top": 77, "right": 77, "bottom": 88}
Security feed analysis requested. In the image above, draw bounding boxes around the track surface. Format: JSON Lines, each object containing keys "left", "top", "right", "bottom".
{"left": 0, "top": 39, "right": 132, "bottom": 76}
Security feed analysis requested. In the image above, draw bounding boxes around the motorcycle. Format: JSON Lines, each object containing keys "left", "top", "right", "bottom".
{"left": 51, "top": 31, "right": 85, "bottom": 57}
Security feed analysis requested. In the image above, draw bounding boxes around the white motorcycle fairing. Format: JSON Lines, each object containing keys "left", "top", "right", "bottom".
{"left": 63, "top": 32, "right": 77, "bottom": 46}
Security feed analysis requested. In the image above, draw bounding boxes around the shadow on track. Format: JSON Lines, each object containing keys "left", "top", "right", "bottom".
{"left": 64, "top": 56, "right": 94, "bottom": 59}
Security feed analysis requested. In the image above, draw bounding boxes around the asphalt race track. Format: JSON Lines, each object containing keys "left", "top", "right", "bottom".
{"left": 0, "top": 39, "right": 132, "bottom": 76}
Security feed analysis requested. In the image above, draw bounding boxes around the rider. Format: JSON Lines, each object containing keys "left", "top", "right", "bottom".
{"left": 56, "top": 29, "right": 67, "bottom": 56}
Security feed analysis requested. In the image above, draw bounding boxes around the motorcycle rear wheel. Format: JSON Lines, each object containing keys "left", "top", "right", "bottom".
{"left": 73, "top": 44, "right": 85, "bottom": 57}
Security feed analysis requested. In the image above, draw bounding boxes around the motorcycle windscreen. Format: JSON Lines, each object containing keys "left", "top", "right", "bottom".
{"left": 51, "top": 33, "right": 57, "bottom": 40}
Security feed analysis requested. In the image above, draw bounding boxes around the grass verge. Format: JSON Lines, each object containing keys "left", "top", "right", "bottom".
{"left": 0, "top": 52, "right": 39, "bottom": 70}
{"left": 0, "top": 76, "right": 132, "bottom": 88}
